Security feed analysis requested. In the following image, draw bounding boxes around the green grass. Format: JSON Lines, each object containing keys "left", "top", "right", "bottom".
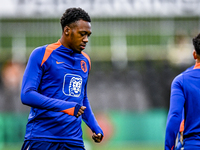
{"left": 92, "top": 145, "right": 163, "bottom": 150}
{"left": 88, "top": 141, "right": 163, "bottom": 150}
{"left": 0, "top": 144, "right": 22, "bottom": 150}
{"left": 0, "top": 142, "right": 163, "bottom": 150}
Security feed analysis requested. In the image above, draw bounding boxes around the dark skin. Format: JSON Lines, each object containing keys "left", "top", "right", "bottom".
{"left": 60, "top": 19, "right": 92, "bottom": 53}
{"left": 60, "top": 19, "right": 103, "bottom": 143}
{"left": 193, "top": 49, "right": 200, "bottom": 63}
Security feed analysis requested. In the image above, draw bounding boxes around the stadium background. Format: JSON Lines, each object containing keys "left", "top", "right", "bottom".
{"left": 0, "top": 0, "right": 200, "bottom": 150}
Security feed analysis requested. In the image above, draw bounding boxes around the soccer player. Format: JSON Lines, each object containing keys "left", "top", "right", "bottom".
{"left": 21, "top": 7, "right": 104, "bottom": 150}
{"left": 165, "top": 33, "right": 200, "bottom": 150}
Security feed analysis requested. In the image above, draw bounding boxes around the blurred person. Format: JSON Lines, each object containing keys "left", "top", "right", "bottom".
{"left": 21, "top": 7, "right": 103, "bottom": 150}
{"left": 167, "top": 31, "right": 193, "bottom": 68}
{"left": 165, "top": 33, "right": 200, "bottom": 150}
{"left": 0, "top": 61, "right": 26, "bottom": 112}
{"left": 1, "top": 61, "right": 24, "bottom": 90}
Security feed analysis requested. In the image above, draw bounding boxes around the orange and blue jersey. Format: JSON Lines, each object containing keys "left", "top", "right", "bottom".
{"left": 21, "top": 40, "right": 103, "bottom": 147}
{"left": 165, "top": 63, "right": 200, "bottom": 150}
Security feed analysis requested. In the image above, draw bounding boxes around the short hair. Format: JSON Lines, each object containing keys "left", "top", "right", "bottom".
{"left": 193, "top": 33, "right": 200, "bottom": 55}
{"left": 60, "top": 7, "right": 91, "bottom": 31}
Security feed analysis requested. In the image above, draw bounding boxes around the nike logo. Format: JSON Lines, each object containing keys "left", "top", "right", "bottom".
{"left": 56, "top": 61, "right": 64, "bottom": 64}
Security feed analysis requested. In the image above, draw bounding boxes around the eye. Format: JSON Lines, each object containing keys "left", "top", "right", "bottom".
{"left": 80, "top": 31, "right": 91, "bottom": 38}
{"left": 80, "top": 32, "right": 86, "bottom": 37}
{"left": 80, "top": 33, "right": 85, "bottom": 36}
{"left": 88, "top": 33, "right": 91, "bottom": 37}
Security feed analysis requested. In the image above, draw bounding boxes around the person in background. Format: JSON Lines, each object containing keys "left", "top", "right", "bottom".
{"left": 165, "top": 33, "right": 200, "bottom": 150}
{"left": 0, "top": 61, "right": 26, "bottom": 112}
{"left": 167, "top": 31, "right": 193, "bottom": 67}
{"left": 21, "top": 7, "right": 103, "bottom": 150}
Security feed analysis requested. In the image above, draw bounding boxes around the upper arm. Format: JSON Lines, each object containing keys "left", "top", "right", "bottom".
{"left": 165, "top": 75, "right": 185, "bottom": 150}
{"left": 21, "top": 47, "right": 45, "bottom": 94}
{"left": 169, "top": 75, "right": 185, "bottom": 116}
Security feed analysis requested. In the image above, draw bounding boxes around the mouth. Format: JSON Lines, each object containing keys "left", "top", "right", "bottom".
{"left": 80, "top": 44, "right": 86, "bottom": 50}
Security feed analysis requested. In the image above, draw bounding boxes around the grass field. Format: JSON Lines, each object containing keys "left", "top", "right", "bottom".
{"left": 92, "top": 144, "right": 163, "bottom": 150}
{"left": 0, "top": 143, "right": 163, "bottom": 150}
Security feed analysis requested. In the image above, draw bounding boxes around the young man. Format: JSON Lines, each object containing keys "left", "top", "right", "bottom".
{"left": 21, "top": 7, "right": 103, "bottom": 150}
{"left": 165, "top": 33, "right": 200, "bottom": 150}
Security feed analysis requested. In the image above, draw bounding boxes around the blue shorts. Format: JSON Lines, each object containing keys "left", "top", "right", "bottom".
{"left": 21, "top": 140, "right": 85, "bottom": 150}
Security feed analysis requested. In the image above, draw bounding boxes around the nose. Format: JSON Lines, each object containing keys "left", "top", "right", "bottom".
{"left": 83, "top": 35, "right": 89, "bottom": 43}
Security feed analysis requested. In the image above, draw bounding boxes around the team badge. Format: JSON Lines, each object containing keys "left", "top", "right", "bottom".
{"left": 81, "top": 60, "right": 87, "bottom": 73}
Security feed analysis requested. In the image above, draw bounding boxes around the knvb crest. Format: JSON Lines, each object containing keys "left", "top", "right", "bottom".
{"left": 62, "top": 74, "right": 82, "bottom": 97}
{"left": 81, "top": 60, "right": 87, "bottom": 73}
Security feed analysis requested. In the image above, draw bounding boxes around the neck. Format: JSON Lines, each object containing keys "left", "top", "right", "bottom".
{"left": 60, "top": 35, "right": 69, "bottom": 49}
{"left": 196, "top": 58, "right": 200, "bottom": 64}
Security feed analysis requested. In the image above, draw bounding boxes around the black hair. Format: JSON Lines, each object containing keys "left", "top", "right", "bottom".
{"left": 193, "top": 33, "right": 200, "bottom": 55}
{"left": 60, "top": 7, "right": 91, "bottom": 31}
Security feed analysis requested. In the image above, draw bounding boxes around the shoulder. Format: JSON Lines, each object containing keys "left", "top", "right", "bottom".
{"left": 173, "top": 73, "right": 183, "bottom": 84}
{"left": 174, "top": 65, "right": 195, "bottom": 81}
{"left": 30, "top": 45, "right": 48, "bottom": 57}
{"left": 171, "top": 66, "right": 193, "bottom": 87}
{"left": 31, "top": 40, "right": 61, "bottom": 57}
{"left": 171, "top": 70, "right": 187, "bottom": 88}
{"left": 81, "top": 51, "right": 91, "bottom": 64}
{"left": 184, "top": 65, "right": 194, "bottom": 72}
{"left": 27, "top": 45, "right": 48, "bottom": 67}
{"left": 31, "top": 41, "right": 61, "bottom": 66}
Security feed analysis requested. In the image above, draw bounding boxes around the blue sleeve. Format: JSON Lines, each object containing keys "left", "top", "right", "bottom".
{"left": 21, "top": 47, "right": 78, "bottom": 116}
{"left": 165, "top": 74, "right": 185, "bottom": 150}
{"left": 82, "top": 83, "right": 104, "bottom": 136}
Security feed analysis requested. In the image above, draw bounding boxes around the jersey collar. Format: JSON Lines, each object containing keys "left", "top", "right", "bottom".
{"left": 194, "top": 62, "right": 200, "bottom": 69}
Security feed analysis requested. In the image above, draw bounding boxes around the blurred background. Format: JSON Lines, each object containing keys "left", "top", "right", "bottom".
{"left": 0, "top": 0, "right": 200, "bottom": 150}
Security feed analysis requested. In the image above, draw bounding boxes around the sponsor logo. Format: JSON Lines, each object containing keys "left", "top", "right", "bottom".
{"left": 62, "top": 74, "right": 82, "bottom": 97}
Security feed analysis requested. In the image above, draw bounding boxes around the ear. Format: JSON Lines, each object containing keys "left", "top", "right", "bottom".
{"left": 193, "top": 50, "right": 197, "bottom": 60}
{"left": 64, "top": 26, "right": 71, "bottom": 36}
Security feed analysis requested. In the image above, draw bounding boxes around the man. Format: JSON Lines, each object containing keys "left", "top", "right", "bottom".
{"left": 165, "top": 33, "right": 200, "bottom": 150}
{"left": 21, "top": 7, "right": 103, "bottom": 150}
